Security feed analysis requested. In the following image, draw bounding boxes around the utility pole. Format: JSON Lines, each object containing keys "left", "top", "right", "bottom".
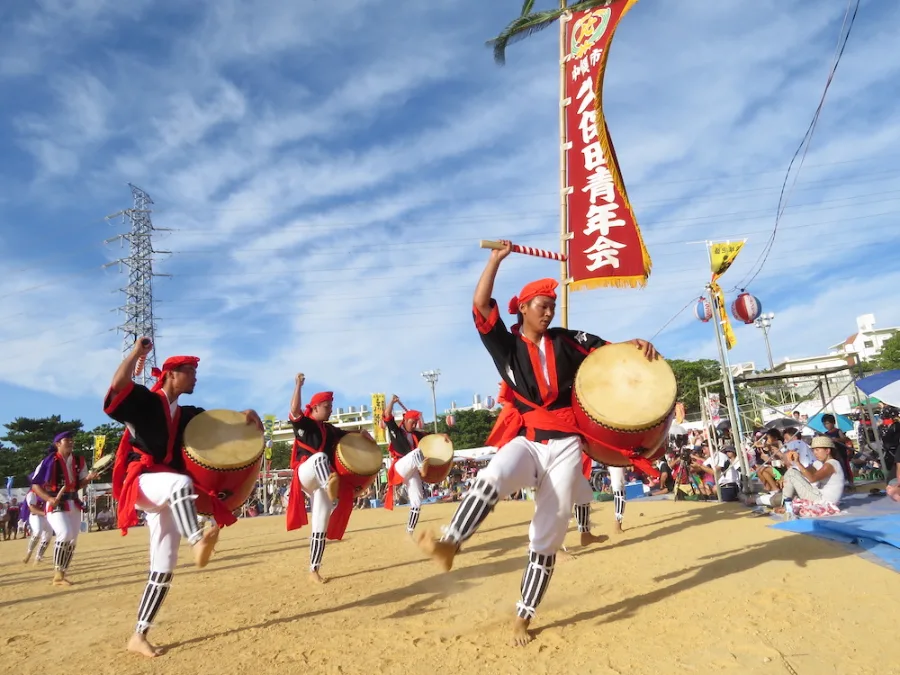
{"left": 421, "top": 369, "right": 441, "bottom": 433}
{"left": 754, "top": 312, "right": 776, "bottom": 371}
{"left": 104, "top": 184, "right": 170, "bottom": 385}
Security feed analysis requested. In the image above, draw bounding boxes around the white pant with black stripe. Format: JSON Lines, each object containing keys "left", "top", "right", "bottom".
{"left": 477, "top": 435, "right": 582, "bottom": 555}
{"left": 29, "top": 514, "right": 53, "bottom": 541}
{"left": 394, "top": 450, "right": 425, "bottom": 509}
{"left": 135, "top": 472, "right": 197, "bottom": 574}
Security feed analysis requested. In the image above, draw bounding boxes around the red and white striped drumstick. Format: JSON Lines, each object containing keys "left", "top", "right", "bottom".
{"left": 479, "top": 240, "right": 567, "bottom": 262}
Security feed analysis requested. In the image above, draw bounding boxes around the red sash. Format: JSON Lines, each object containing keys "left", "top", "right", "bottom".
{"left": 487, "top": 388, "right": 658, "bottom": 477}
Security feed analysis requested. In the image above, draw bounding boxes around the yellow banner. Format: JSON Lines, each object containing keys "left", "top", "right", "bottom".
{"left": 709, "top": 240, "right": 745, "bottom": 280}
{"left": 93, "top": 435, "right": 106, "bottom": 462}
{"left": 371, "top": 393, "right": 386, "bottom": 444}
{"left": 710, "top": 281, "right": 736, "bottom": 350}
{"left": 262, "top": 415, "right": 276, "bottom": 460}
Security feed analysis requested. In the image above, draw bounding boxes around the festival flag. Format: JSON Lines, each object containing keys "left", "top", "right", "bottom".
{"left": 371, "top": 393, "right": 386, "bottom": 444}
{"left": 93, "top": 435, "right": 106, "bottom": 463}
{"left": 707, "top": 240, "right": 744, "bottom": 350}
{"left": 709, "top": 240, "right": 745, "bottom": 280}
{"left": 674, "top": 402, "right": 686, "bottom": 425}
{"left": 564, "top": 0, "right": 650, "bottom": 290}
{"left": 262, "top": 416, "right": 276, "bottom": 461}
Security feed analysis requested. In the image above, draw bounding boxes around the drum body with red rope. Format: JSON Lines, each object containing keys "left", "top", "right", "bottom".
{"left": 183, "top": 409, "right": 265, "bottom": 516}
{"left": 573, "top": 343, "right": 677, "bottom": 467}
{"left": 334, "top": 433, "right": 383, "bottom": 495}
{"left": 418, "top": 434, "right": 454, "bottom": 484}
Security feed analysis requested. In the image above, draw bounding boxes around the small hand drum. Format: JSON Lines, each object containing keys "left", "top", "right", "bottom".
{"left": 418, "top": 434, "right": 454, "bottom": 484}
{"left": 183, "top": 410, "right": 265, "bottom": 515}
{"left": 92, "top": 454, "right": 115, "bottom": 475}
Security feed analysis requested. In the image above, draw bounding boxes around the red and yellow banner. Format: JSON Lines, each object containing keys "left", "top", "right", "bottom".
{"left": 564, "top": 0, "right": 648, "bottom": 290}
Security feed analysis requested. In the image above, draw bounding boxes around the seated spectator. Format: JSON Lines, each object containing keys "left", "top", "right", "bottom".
{"left": 775, "top": 436, "right": 845, "bottom": 516}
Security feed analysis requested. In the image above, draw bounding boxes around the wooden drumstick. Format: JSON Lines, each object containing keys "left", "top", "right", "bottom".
{"left": 480, "top": 240, "right": 568, "bottom": 262}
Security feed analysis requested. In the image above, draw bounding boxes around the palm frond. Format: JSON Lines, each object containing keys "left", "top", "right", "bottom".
{"left": 487, "top": 0, "right": 616, "bottom": 66}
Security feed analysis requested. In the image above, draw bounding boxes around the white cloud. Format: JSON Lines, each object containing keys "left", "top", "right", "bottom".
{"left": 1, "top": 0, "right": 899, "bottom": 428}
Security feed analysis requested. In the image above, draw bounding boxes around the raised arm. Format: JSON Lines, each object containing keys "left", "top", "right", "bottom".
{"left": 474, "top": 239, "right": 512, "bottom": 319}
{"left": 111, "top": 337, "right": 153, "bottom": 393}
{"left": 290, "top": 373, "right": 305, "bottom": 419}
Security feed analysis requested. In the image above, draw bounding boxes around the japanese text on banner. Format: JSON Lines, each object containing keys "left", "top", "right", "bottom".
{"left": 371, "top": 393, "right": 386, "bottom": 444}
{"left": 564, "top": 0, "right": 649, "bottom": 290}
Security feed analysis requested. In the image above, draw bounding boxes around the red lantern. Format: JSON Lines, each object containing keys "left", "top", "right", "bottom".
{"left": 694, "top": 297, "right": 713, "bottom": 323}
{"left": 445, "top": 414, "right": 456, "bottom": 428}
{"left": 731, "top": 292, "right": 762, "bottom": 324}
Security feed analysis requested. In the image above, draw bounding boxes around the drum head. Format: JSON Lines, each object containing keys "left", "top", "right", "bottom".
{"left": 575, "top": 343, "right": 676, "bottom": 431}
{"left": 92, "top": 454, "right": 115, "bottom": 473}
{"left": 336, "top": 433, "right": 383, "bottom": 475}
{"left": 418, "top": 434, "right": 454, "bottom": 464}
{"left": 184, "top": 409, "right": 265, "bottom": 470}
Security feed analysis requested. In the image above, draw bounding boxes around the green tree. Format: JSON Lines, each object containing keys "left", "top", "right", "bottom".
{"left": 877, "top": 333, "right": 900, "bottom": 371}
{"left": 434, "top": 409, "right": 498, "bottom": 449}
{"left": 73, "top": 422, "right": 124, "bottom": 465}
{"left": 268, "top": 441, "right": 293, "bottom": 470}
{"left": 0, "top": 416, "right": 84, "bottom": 487}
{"left": 667, "top": 359, "right": 726, "bottom": 416}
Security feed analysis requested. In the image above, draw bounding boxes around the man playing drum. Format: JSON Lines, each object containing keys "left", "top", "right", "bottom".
{"left": 382, "top": 395, "right": 430, "bottom": 535}
{"left": 29, "top": 430, "right": 98, "bottom": 585}
{"left": 287, "top": 375, "right": 372, "bottom": 584}
{"left": 104, "top": 338, "right": 262, "bottom": 658}
{"left": 415, "top": 240, "right": 658, "bottom": 647}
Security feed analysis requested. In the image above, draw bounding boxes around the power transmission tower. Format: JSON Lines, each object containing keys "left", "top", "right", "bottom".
{"left": 104, "top": 184, "right": 171, "bottom": 385}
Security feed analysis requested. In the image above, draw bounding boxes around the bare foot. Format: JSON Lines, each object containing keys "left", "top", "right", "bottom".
{"left": 414, "top": 530, "right": 457, "bottom": 572}
{"left": 510, "top": 617, "right": 533, "bottom": 647}
{"left": 309, "top": 570, "right": 328, "bottom": 585}
{"left": 22, "top": 553, "right": 32, "bottom": 564}
{"left": 613, "top": 521, "right": 624, "bottom": 535}
{"left": 127, "top": 632, "right": 163, "bottom": 658}
{"left": 887, "top": 484, "right": 900, "bottom": 503}
{"left": 192, "top": 525, "right": 220, "bottom": 568}
{"left": 326, "top": 473, "right": 340, "bottom": 502}
{"left": 580, "top": 531, "right": 609, "bottom": 547}
{"left": 52, "top": 572, "right": 73, "bottom": 586}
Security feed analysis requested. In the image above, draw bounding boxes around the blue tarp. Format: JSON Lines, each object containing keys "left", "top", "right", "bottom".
{"left": 772, "top": 494, "right": 900, "bottom": 572}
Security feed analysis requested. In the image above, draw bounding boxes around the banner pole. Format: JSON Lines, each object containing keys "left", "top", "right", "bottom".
{"left": 559, "top": 0, "right": 569, "bottom": 328}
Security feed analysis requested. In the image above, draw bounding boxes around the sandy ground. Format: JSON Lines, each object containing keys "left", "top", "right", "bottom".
{"left": 2, "top": 499, "right": 899, "bottom": 675}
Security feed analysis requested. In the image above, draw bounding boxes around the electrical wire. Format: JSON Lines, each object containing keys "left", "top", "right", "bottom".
{"left": 731, "top": 0, "right": 861, "bottom": 292}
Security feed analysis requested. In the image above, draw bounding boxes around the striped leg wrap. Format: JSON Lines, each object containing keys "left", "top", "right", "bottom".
{"left": 36, "top": 538, "right": 50, "bottom": 561}
{"left": 574, "top": 504, "right": 591, "bottom": 533}
{"left": 169, "top": 486, "right": 204, "bottom": 546}
{"left": 411, "top": 449, "right": 425, "bottom": 468}
{"left": 406, "top": 507, "right": 421, "bottom": 533}
{"left": 25, "top": 534, "right": 39, "bottom": 559}
{"left": 516, "top": 551, "right": 556, "bottom": 620}
{"left": 135, "top": 571, "right": 174, "bottom": 635}
{"left": 440, "top": 478, "right": 500, "bottom": 545}
{"left": 54, "top": 540, "right": 76, "bottom": 572}
{"left": 309, "top": 532, "right": 326, "bottom": 572}
{"left": 313, "top": 454, "right": 331, "bottom": 487}
{"left": 614, "top": 490, "right": 626, "bottom": 523}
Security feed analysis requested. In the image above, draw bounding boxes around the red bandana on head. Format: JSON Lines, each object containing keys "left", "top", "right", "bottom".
{"left": 150, "top": 356, "right": 200, "bottom": 392}
{"left": 508, "top": 278, "right": 559, "bottom": 315}
{"left": 304, "top": 391, "right": 333, "bottom": 417}
{"left": 403, "top": 409, "right": 423, "bottom": 429}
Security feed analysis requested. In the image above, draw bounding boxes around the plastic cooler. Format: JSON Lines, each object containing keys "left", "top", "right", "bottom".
{"left": 624, "top": 481, "right": 644, "bottom": 500}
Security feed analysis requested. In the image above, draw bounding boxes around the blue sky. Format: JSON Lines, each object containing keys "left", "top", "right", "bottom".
{"left": 1, "top": 0, "right": 899, "bottom": 434}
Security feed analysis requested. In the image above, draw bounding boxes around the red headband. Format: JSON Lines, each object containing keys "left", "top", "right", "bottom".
{"left": 508, "top": 278, "right": 558, "bottom": 315}
{"left": 304, "top": 391, "right": 333, "bottom": 416}
{"left": 403, "top": 410, "right": 422, "bottom": 422}
{"left": 150, "top": 356, "right": 199, "bottom": 392}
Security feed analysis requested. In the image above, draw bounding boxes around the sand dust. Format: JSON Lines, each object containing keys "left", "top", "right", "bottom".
{"left": 2, "top": 499, "right": 899, "bottom": 675}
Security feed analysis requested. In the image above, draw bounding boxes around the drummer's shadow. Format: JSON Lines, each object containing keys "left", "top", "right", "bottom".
{"left": 166, "top": 551, "right": 535, "bottom": 651}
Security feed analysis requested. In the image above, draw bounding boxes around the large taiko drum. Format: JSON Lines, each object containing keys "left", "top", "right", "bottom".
{"left": 183, "top": 409, "right": 265, "bottom": 516}
{"left": 573, "top": 343, "right": 677, "bottom": 467}
{"left": 418, "top": 434, "right": 454, "bottom": 484}
{"left": 334, "top": 433, "right": 383, "bottom": 495}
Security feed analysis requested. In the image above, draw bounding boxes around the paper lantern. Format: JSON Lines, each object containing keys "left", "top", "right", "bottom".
{"left": 731, "top": 292, "right": 762, "bottom": 324}
{"left": 445, "top": 414, "right": 456, "bottom": 428}
{"left": 694, "top": 297, "right": 713, "bottom": 323}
